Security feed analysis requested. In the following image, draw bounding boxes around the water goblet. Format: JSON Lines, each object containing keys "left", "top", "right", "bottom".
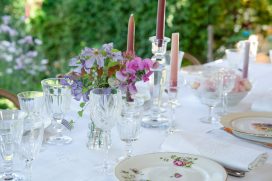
{"left": 41, "top": 78, "right": 72, "bottom": 145}
{"left": 192, "top": 72, "right": 221, "bottom": 124}
{"left": 89, "top": 88, "right": 122, "bottom": 173}
{"left": 0, "top": 110, "right": 26, "bottom": 181}
{"left": 117, "top": 101, "right": 142, "bottom": 160}
{"left": 17, "top": 91, "right": 45, "bottom": 181}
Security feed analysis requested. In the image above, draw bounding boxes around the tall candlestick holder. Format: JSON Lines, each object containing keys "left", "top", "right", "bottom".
{"left": 141, "top": 36, "right": 170, "bottom": 128}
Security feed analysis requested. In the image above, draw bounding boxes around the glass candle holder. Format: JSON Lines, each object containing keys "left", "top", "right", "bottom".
{"left": 141, "top": 36, "right": 170, "bottom": 129}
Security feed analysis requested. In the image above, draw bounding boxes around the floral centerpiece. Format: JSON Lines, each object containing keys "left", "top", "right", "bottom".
{"left": 62, "top": 43, "right": 153, "bottom": 115}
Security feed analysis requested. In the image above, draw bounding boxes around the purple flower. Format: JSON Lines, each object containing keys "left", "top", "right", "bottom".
{"left": 26, "top": 51, "right": 38, "bottom": 58}
{"left": 102, "top": 43, "right": 113, "bottom": 53}
{"left": 128, "top": 83, "right": 137, "bottom": 94}
{"left": 116, "top": 70, "right": 127, "bottom": 82}
{"left": 18, "top": 36, "right": 33, "bottom": 44}
{"left": 2, "top": 16, "right": 11, "bottom": 25}
{"left": 81, "top": 48, "right": 105, "bottom": 68}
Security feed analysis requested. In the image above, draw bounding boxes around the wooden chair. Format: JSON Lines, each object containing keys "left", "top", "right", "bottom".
{"left": 0, "top": 89, "right": 20, "bottom": 109}
{"left": 183, "top": 52, "right": 201, "bottom": 65}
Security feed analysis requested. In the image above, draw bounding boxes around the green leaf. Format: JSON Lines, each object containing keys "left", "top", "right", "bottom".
{"left": 78, "top": 110, "right": 83, "bottom": 117}
{"left": 80, "top": 102, "right": 86, "bottom": 108}
{"left": 107, "top": 61, "right": 119, "bottom": 68}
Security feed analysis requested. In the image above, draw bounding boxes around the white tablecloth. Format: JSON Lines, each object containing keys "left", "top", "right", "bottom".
{"left": 28, "top": 62, "right": 272, "bottom": 180}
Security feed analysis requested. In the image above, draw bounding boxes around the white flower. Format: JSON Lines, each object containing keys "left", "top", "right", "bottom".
{"left": 34, "top": 39, "right": 42, "bottom": 45}
{"left": 6, "top": 68, "right": 13, "bottom": 74}
{"left": 41, "top": 59, "right": 48, "bottom": 64}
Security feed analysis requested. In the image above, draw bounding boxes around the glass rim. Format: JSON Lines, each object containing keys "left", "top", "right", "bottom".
{"left": 41, "top": 77, "right": 70, "bottom": 87}
{"left": 149, "top": 36, "right": 171, "bottom": 43}
{"left": 17, "top": 91, "right": 44, "bottom": 99}
{"left": 0, "top": 109, "right": 27, "bottom": 120}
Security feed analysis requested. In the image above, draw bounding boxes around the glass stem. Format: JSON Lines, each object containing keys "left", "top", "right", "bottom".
{"left": 208, "top": 106, "right": 214, "bottom": 123}
{"left": 223, "top": 93, "right": 228, "bottom": 114}
{"left": 170, "top": 102, "right": 176, "bottom": 132}
{"left": 103, "top": 130, "right": 111, "bottom": 171}
{"left": 25, "top": 159, "right": 33, "bottom": 181}
{"left": 125, "top": 141, "right": 133, "bottom": 158}
{"left": 3, "top": 159, "right": 13, "bottom": 180}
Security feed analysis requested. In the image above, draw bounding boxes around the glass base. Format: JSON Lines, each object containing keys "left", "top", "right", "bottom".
{"left": 199, "top": 116, "right": 219, "bottom": 124}
{"left": 46, "top": 135, "right": 72, "bottom": 145}
{"left": 92, "top": 161, "right": 115, "bottom": 175}
{"left": 0, "top": 172, "right": 24, "bottom": 181}
{"left": 141, "top": 114, "right": 169, "bottom": 128}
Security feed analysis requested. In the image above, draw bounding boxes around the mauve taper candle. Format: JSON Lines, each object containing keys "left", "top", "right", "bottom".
{"left": 156, "top": 0, "right": 166, "bottom": 47}
{"left": 127, "top": 14, "right": 135, "bottom": 54}
{"left": 242, "top": 42, "right": 250, "bottom": 79}
{"left": 170, "top": 33, "right": 179, "bottom": 87}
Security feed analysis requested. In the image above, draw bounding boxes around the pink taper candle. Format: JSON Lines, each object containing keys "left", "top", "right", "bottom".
{"left": 156, "top": 0, "right": 166, "bottom": 47}
{"left": 170, "top": 33, "right": 179, "bottom": 88}
{"left": 242, "top": 41, "right": 250, "bottom": 79}
{"left": 127, "top": 14, "right": 135, "bottom": 55}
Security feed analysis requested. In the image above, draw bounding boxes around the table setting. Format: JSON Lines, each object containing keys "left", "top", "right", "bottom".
{"left": 1, "top": 0, "right": 272, "bottom": 181}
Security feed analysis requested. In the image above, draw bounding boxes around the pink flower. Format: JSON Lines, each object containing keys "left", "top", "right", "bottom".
{"left": 173, "top": 160, "right": 185, "bottom": 166}
{"left": 128, "top": 83, "right": 137, "bottom": 94}
{"left": 142, "top": 71, "right": 153, "bottom": 82}
{"left": 142, "top": 58, "right": 153, "bottom": 70}
{"left": 126, "top": 57, "right": 144, "bottom": 74}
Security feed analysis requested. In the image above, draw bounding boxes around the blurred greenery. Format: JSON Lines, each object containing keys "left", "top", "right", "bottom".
{"left": 0, "top": 0, "right": 271, "bottom": 105}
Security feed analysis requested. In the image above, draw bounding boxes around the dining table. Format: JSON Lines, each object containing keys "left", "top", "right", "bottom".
{"left": 6, "top": 60, "right": 272, "bottom": 181}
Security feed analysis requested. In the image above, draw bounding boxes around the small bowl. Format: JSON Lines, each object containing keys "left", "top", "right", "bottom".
{"left": 227, "top": 91, "right": 249, "bottom": 106}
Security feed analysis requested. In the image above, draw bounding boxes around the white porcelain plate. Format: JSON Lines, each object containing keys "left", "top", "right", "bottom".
{"left": 115, "top": 152, "right": 227, "bottom": 181}
{"left": 231, "top": 117, "right": 272, "bottom": 137}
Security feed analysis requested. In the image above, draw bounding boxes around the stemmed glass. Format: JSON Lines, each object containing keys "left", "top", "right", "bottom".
{"left": 117, "top": 101, "right": 142, "bottom": 160}
{"left": 166, "top": 86, "right": 179, "bottom": 133}
{"left": 218, "top": 68, "right": 236, "bottom": 115}
{"left": 41, "top": 78, "right": 72, "bottom": 145}
{"left": 89, "top": 88, "right": 122, "bottom": 173}
{"left": 192, "top": 72, "right": 221, "bottom": 124}
{"left": 0, "top": 110, "right": 26, "bottom": 181}
{"left": 17, "top": 91, "right": 45, "bottom": 181}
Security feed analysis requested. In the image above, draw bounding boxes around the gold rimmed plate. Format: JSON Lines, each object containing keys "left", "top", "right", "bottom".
{"left": 221, "top": 112, "right": 272, "bottom": 139}
{"left": 115, "top": 152, "right": 227, "bottom": 181}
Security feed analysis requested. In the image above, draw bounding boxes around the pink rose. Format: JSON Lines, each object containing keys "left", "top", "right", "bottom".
{"left": 173, "top": 160, "right": 185, "bottom": 166}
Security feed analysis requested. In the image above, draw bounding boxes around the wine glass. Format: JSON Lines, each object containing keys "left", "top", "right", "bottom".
{"left": 218, "top": 68, "right": 236, "bottom": 115}
{"left": 0, "top": 110, "right": 26, "bottom": 181}
{"left": 41, "top": 78, "right": 72, "bottom": 145}
{"left": 117, "top": 101, "right": 142, "bottom": 160}
{"left": 192, "top": 72, "right": 221, "bottom": 124}
{"left": 89, "top": 88, "right": 122, "bottom": 173}
{"left": 17, "top": 91, "right": 45, "bottom": 181}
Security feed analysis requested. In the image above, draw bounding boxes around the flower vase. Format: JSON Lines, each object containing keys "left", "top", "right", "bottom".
{"left": 86, "top": 121, "right": 104, "bottom": 150}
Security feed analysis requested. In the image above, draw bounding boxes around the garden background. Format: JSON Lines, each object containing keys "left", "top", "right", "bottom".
{"left": 0, "top": 0, "right": 272, "bottom": 108}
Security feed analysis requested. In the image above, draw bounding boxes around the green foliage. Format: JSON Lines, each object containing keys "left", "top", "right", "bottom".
{"left": 29, "top": 0, "right": 271, "bottom": 66}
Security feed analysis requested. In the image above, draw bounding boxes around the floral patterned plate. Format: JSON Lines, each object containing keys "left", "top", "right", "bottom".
{"left": 221, "top": 112, "right": 272, "bottom": 138}
{"left": 115, "top": 152, "right": 227, "bottom": 181}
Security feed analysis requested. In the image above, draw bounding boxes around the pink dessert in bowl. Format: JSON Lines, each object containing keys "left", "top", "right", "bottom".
{"left": 227, "top": 75, "right": 252, "bottom": 106}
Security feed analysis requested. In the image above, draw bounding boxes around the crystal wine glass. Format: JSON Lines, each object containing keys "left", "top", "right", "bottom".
{"left": 0, "top": 110, "right": 26, "bottom": 181}
{"left": 41, "top": 78, "right": 72, "bottom": 145}
{"left": 192, "top": 72, "right": 221, "bottom": 124}
{"left": 89, "top": 88, "right": 122, "bottom": 173}
{"left": 17, "top": 91, "right": 45, "bottom": 181}
{"left": 117, "top": 101, "right": 142, "bottom": 160}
